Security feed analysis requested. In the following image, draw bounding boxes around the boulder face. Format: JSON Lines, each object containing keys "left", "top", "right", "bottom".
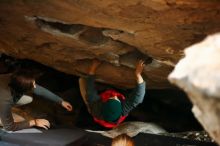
{"left": 0, "top": 0, "right": 220, "bottom": 88}
{"left": 168, "top": 33, "right": 220, "bottom": 145}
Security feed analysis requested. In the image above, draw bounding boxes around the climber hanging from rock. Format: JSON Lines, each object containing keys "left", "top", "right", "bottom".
{"left": 79, "top": 59, "right": 146, "bottom": 128}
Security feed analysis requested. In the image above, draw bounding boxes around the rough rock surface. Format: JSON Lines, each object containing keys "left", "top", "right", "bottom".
{"left": 0, "top": 0, "right": 220, "bottom": 88}
{"left": 86, "top": 121, "right": 167, "bottom": 138}
{"left": 168, "top": 33, "right": 220, "bottom": 145}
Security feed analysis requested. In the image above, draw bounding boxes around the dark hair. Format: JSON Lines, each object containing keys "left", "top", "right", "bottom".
{"left": 112, "top": 134, "right": 135, "bottom": 146}
{"left": 9, "top": 69, "right": 35, "bottom": 103}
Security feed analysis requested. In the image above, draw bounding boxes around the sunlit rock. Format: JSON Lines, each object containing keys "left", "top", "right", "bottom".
{"left": 169, "top": 33, "right": 220, "bottom": 145}
{"left": 86, "top": 121, "right": 167, "bottom": 138}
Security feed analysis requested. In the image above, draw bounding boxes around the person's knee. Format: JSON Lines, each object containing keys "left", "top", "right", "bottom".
{"left": 16, "top": 95, "right": 33, "bottom": 106}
